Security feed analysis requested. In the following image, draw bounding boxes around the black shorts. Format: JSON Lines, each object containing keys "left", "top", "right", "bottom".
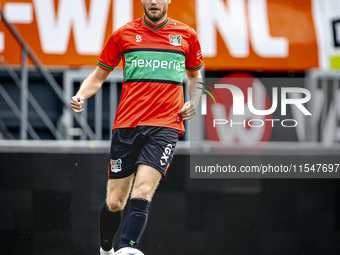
{"left": 108, "top": 126, "right": 179, "bottom": 179}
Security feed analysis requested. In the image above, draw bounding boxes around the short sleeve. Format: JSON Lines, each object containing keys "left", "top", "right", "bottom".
{"left": 97, "top": 33, "right": 122, "bottom": 72}
{"left": 185, "top": 31, "right": 204, "bottom": 71}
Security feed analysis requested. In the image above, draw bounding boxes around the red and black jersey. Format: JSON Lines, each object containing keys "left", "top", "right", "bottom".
{"left": 98, "top": 16, "right": 204, "bottom": 132}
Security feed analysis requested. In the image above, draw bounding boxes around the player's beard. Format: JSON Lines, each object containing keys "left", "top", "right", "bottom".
{"left": 143, "top": 3, "right": 168, "bottom": 23}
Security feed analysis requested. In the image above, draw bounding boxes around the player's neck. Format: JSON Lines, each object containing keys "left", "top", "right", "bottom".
{"left": 144, "top": 14, "right": 168, "bottom": 26}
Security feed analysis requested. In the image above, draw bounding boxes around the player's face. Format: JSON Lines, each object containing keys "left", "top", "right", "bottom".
{"left": 142, "top": 0, "right": 171, "bottom": 23}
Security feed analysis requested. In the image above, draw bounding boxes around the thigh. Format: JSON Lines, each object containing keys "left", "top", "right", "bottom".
{"left": 130, "top": 164, "right": 162, "bottom": 201}
{"left": 108, "top": 128, "right": 142, "bottom": 179}
{"left": 106, "top": 173, "right": 135, "bottom": 210}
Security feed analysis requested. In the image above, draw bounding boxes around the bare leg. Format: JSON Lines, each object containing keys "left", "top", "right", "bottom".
{"left": 131, "top": 164, "right": 162, "bottom": 201}
{"left": 106, "top": 174, "right": 135, "bottom": 212}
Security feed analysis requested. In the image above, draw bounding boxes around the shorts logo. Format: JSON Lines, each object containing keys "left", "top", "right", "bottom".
{"left": 160, "top": 144, "right": 173, "bottom": 166}
{"left": 169, "top": 34, "right": 182, "bottom": 46}
{"left": 136, "top": 35, "right": 142, "bottom": 42}
{"left": 110, "top": 159, "right": 122, "bottom": 173}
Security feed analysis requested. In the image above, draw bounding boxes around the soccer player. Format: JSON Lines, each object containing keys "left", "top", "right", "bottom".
{"left": 71, "top": 0, "right": 203, "bottom": 254}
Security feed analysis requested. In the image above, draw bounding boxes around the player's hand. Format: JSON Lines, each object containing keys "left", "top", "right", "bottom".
{"left": 178, "top": 101, "right": 198, "bottom": 121}
{"left": 71, "top": 96, "right": 85, "bottom": 113}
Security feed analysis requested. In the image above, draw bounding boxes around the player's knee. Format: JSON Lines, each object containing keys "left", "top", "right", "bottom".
{"left": 131, "top": 185, "right": 152, "bottom": 201}
{"left": 106, "top": 197, "right": 125, "bottom": 212}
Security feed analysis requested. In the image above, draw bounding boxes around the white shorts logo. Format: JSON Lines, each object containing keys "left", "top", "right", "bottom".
{"left": 160, "top": 144, "right": 173, "bottom": 166}
{"left": 110, "top": 159, "right": 122, "bottom": 173}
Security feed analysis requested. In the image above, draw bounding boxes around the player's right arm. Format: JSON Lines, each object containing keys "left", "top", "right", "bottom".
{"left": 71, "top": 66, "right": 110, "bottom": 113}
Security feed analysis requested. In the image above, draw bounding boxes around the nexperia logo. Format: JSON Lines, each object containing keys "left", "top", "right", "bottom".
{"left": 131, "top": 59, "right": 182, "bottom": 71}
{"left": 124, "top": 50, "right": 185, "bottom": 82}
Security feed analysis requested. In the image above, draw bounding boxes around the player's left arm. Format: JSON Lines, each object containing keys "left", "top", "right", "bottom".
{"left": 178, "top": 70, "right": 203, "bottom": 121}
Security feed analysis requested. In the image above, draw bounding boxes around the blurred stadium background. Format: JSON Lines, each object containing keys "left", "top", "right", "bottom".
{"left": 0, "top": 0, "right": 340, "bottom": 254}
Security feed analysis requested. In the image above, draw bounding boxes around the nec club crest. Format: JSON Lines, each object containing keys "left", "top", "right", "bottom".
{"left": 169, "top": 34, "right": 182, "bottom": 46}
{"left": 110, "top": 159, "right": 122, "bottom": 173}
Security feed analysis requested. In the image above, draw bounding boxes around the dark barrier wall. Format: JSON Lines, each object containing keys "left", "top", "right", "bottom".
{"left": 1, "top": 152, "right": 340, "bottom": 255}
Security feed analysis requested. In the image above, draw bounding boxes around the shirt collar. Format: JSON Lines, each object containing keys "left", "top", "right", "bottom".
{"left": 143, "top": 16, "right": 170, "bottom": 32}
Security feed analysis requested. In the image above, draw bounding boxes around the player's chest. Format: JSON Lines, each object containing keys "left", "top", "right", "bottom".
{"left": 121, "top": 29, "right": 189, "bottom": 55}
